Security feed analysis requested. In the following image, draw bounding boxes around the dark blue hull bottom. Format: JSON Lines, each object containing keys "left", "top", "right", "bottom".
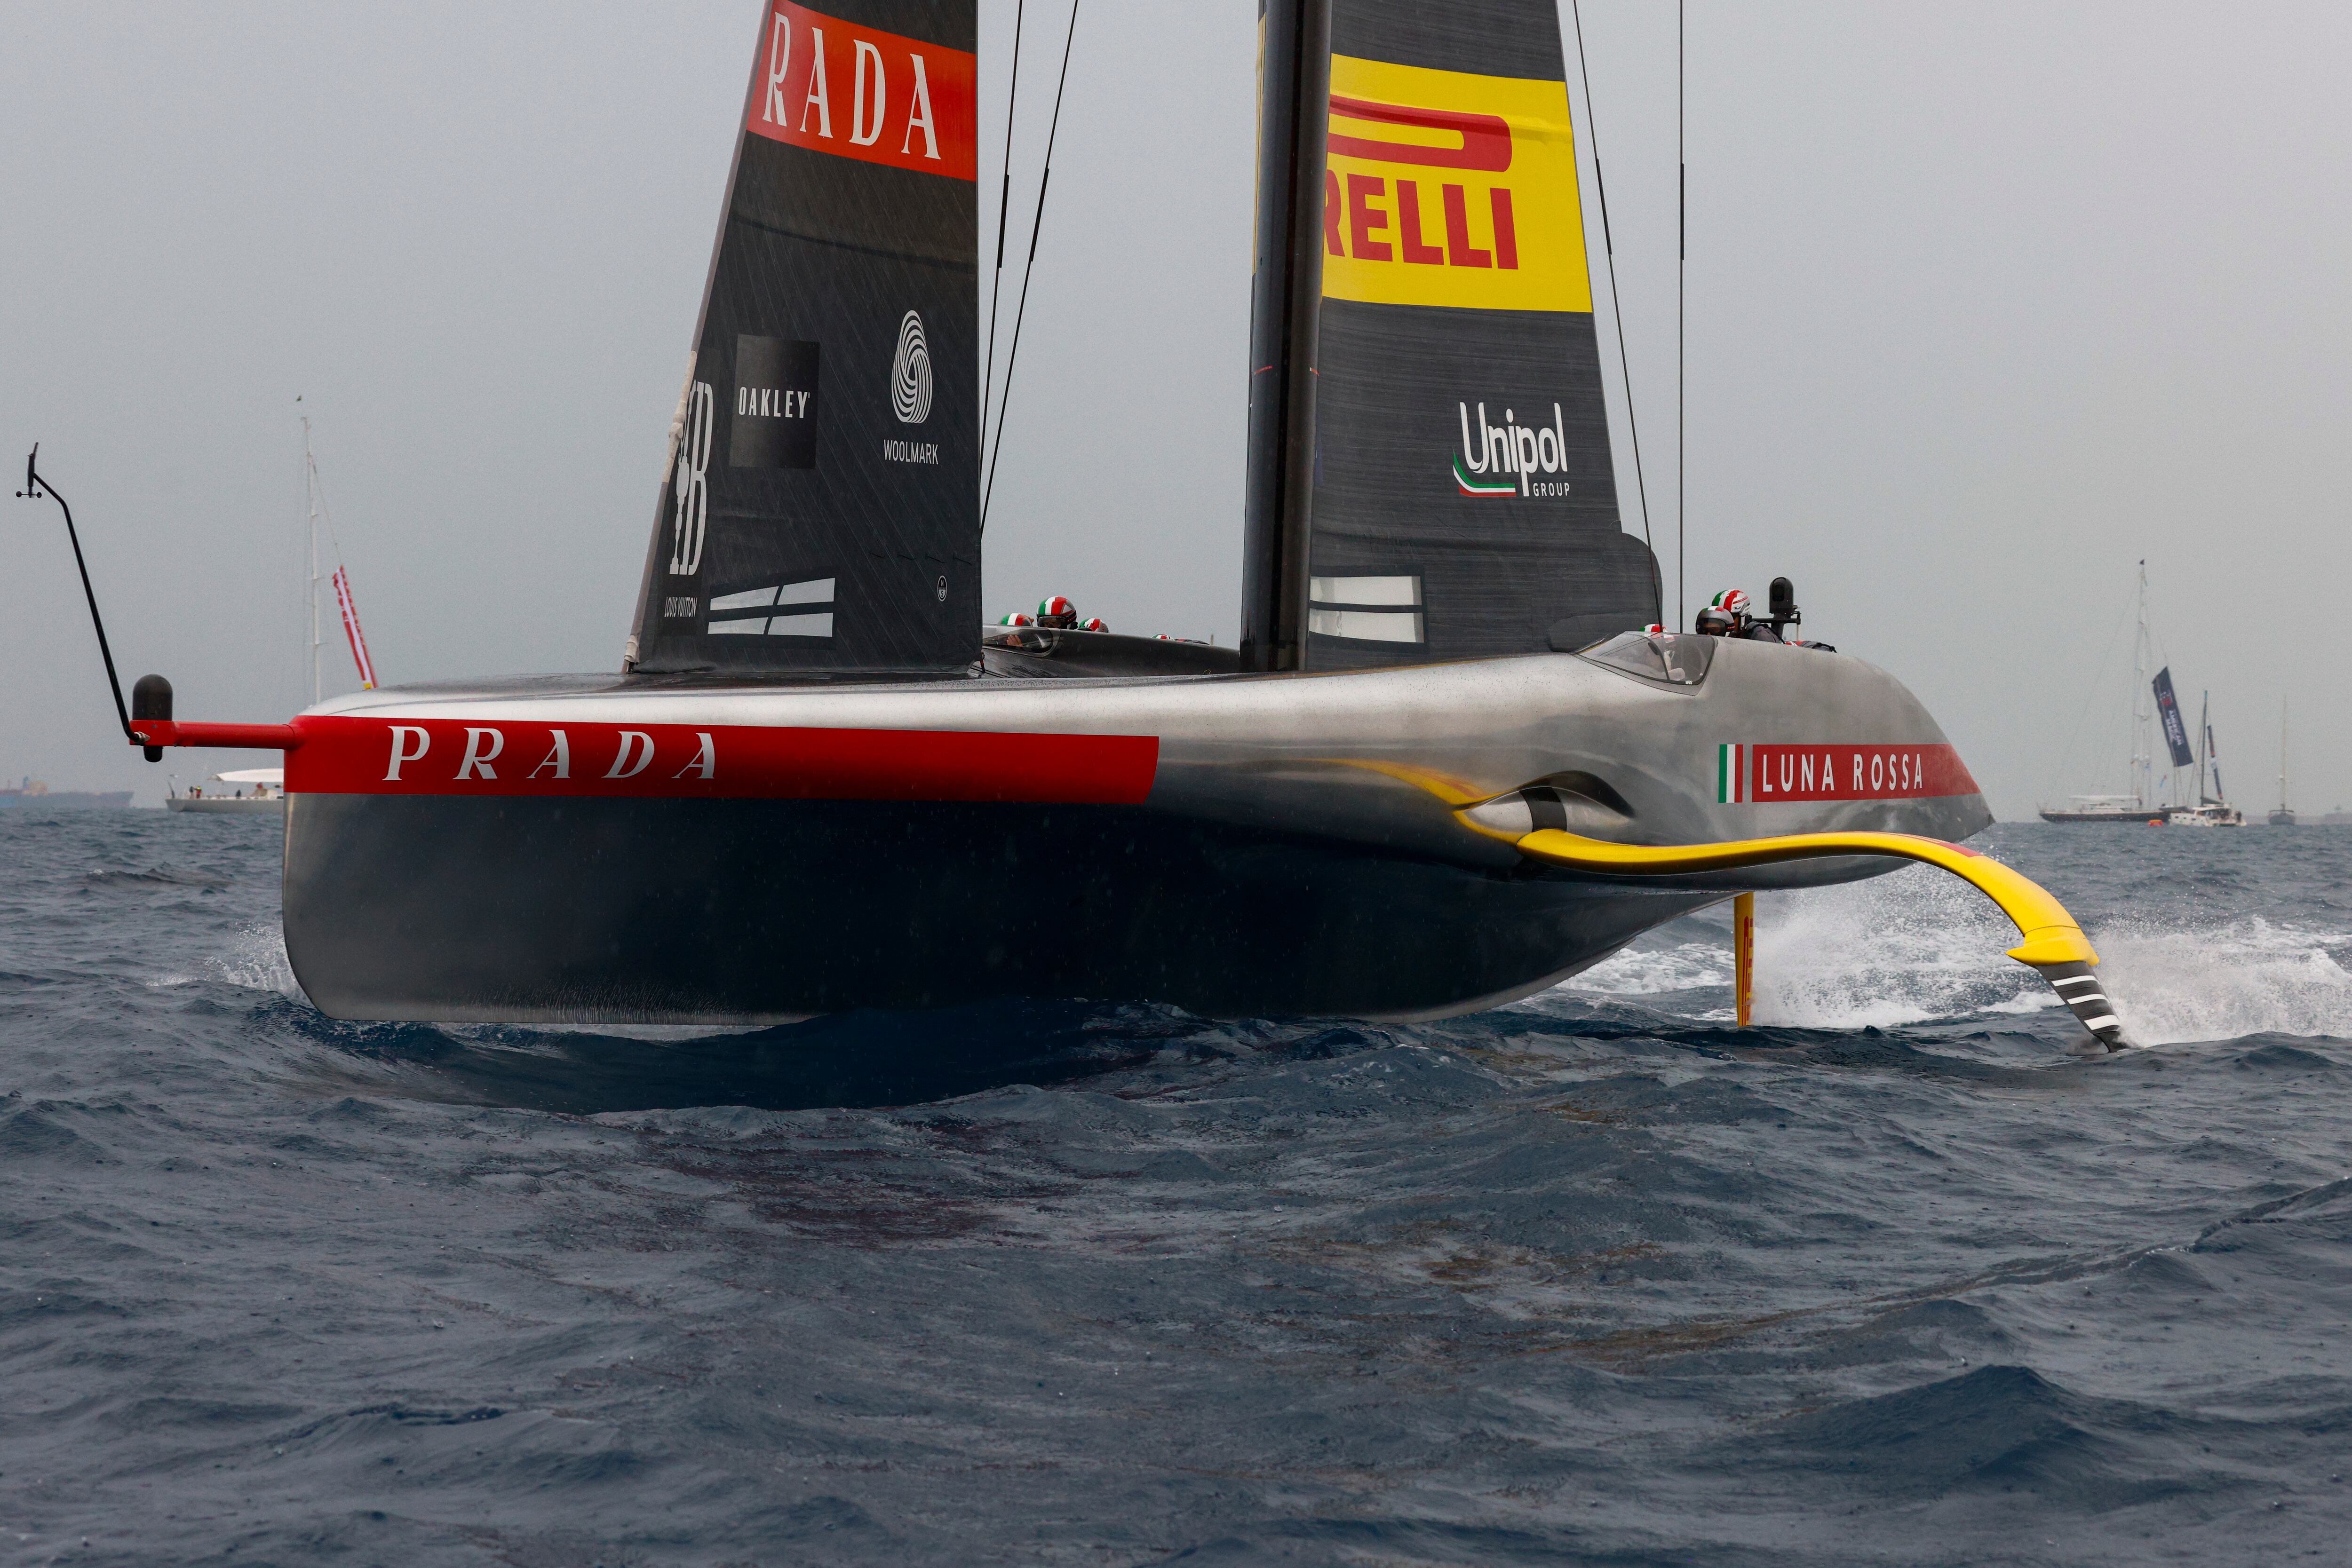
{"left": 283, "top": 794, "right": 1712, "bottom": 1023}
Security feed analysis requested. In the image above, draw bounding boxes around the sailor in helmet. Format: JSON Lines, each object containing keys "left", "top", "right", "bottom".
{"left": 1708, "top": 588, "right": 1783, "bottom": 642}
{"left": 1035, "top": 595, "right": 1080, "bottom": 630}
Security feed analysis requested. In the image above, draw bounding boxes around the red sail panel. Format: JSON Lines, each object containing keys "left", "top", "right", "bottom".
{"left": 745, "top": 3, "right": 978, "bottom": 181}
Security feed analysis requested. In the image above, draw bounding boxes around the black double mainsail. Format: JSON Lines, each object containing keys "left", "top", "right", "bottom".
{"left": 90, "top": 0, "right": 2125, "bottom": 1047}
{"left": 1246, "top": 1, "right": 1657, "bottom": 672}
{"left": 628, "top": 1, "right": 979, "bottom": 675}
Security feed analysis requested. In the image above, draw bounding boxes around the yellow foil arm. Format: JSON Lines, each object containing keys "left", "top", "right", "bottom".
{"left": 1512, "top": 828, "right": 2098, "bottom": 970}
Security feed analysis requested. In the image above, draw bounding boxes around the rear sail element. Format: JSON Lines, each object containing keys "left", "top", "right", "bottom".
{"left": 628, "top": 2, "right": 979, "bottom": 676}
{"left": 1305, "top": 0, "right": 1660, "bottom": 670}
{"left": 1512, "top": 828, "right": 2129, "bottom": 1050}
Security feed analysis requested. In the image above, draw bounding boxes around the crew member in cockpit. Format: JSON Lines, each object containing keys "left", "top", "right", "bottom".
{"left": 1710, "top": 589, "right": 1783, "bottom": 642}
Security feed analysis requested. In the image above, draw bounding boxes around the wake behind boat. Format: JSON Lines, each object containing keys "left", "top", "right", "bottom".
{"left": 24, "top": 0, "right": 2126, "bottom": 1049}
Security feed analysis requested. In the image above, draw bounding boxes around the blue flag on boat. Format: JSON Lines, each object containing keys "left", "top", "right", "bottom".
{"left": 2152, "top": 667, "right": 2195, "bottom": 768}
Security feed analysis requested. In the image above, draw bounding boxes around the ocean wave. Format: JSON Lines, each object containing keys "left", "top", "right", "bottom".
{"left": 211, "top": 922, "right": 302, "bottom": 997}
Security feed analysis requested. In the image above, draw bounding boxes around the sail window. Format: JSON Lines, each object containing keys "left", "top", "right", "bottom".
{"left": 1309, "top": 575, "right": 1425, "bottom": 644}
{"left": 1578, "top": 631, "right": 1714, "bottom": 687}
{"left": 705, "top": 578, "right": 836, "bottom": 638}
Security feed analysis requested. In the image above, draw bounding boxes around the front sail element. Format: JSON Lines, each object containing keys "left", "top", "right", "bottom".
{"left": 1306, "top": 0, "right": 1658, "bottom": 668}
{"left": 628, "top": 2, "right": 978, "bottom": 675}
{"left": 2151, "top": 667, "right": 2194, "bottom": 768}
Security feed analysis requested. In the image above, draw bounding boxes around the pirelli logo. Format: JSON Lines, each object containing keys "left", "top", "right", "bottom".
{"left": 1322, "top": 56, "right": 1591, "bottom": 314}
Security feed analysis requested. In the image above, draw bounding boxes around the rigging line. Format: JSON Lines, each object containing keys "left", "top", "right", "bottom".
{"left": 1567, "top": 0, "right": 1659, "bottom": 623}
{"left": 979, "top": 0, "right": 1026, "bottom": 455}
{"left": 17, "top": 449, "right": 133, "bottom": 740}
{"left": 1677, "top": 0, "right": 1685, "bottom": 633}
{"left": 979, "top": 0, "right": 1080, "bottom": 538}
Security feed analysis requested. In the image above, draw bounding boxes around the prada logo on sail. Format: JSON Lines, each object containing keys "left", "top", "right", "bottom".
{"left": 1454, "top": 403, "right": 1571, "bottom": 498}
{"left": 729, "top": 335, "right": 819, "bottom": 469}
{"left": 746, "top": 3, "right": 978, "bottom": 183}
{"left": 1322, "top": 57, "right": 1591, "bottom": 315}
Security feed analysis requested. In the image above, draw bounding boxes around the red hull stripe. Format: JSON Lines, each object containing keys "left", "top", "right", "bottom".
{"left": 1741, "top": 742, "right": 1977, "bottom": 803}
{"left": 260, "top": 717, "right": 1155, "bottom": 804}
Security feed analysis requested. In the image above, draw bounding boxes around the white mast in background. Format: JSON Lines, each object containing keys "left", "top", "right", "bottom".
{"left": 2131, "top": 560, "right": 2150, "bottom": 810}
{"left": 302, "top": 413, "right": 321, "bottom": 705}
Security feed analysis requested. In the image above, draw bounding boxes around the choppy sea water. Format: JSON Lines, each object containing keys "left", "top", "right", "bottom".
{"left": 3, "top": 812, "right": 2348, "bottom": 1567}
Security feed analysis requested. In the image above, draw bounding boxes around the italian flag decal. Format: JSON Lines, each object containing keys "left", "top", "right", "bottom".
{"left": 1718, "top": 743, "right": 1749, "bottom": 803}
{"left": 1453, "top": 456, "right": 1516, "bottom": 498}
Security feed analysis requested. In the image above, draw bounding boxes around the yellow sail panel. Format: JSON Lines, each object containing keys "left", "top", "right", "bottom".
{"left": 1322, "top": 56, "right": 1591, "bottom": 313}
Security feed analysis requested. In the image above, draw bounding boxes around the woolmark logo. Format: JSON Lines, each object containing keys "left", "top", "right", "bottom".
{"left": 1454, "top": 402, "right": 1571, "bottom": 499}
{"left": 890, "top": 310, "right": 932, "bottom": 424}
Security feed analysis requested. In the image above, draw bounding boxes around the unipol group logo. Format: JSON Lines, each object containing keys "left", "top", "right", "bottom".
{"left": 1454, "top": 402, "right": 1572, "bottom": 499}
{"left": 1322, "top": 56, "right": 1591, "bottom": 315}
{"left": 667, "top": 379, "right": 714, "bottom": 577}
{"left": 890, "top": 310, "right": 932, "bottom": 424}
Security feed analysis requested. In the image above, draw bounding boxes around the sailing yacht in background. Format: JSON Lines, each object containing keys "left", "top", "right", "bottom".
{"left": 2041, "top": 562, "right": 2240, "bottom": 825}
{"left": 168, "top": 416, "right": 376, "bottom": 819}
{"left": 2042, "top": 562, "right": 2162, "bottom": 823}
{"left": 2269, "top": 698, "right": 2297, "bottom": 825}
{"left": 2168, "top": 689, "right": 2243, "bottom": 827}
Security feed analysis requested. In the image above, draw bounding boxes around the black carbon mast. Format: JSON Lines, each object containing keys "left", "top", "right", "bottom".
{"left": 1240, "top": 0, "right": 1333, "bottom": 673}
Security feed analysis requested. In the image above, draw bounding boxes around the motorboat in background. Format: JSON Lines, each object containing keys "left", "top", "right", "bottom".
{"left": 166, "top": 768, "right": 285, "bottom": 816}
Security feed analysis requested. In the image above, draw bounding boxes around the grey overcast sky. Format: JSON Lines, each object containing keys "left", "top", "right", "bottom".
{"left": 3, "top": 2, "right": 2346, "bottom": 819}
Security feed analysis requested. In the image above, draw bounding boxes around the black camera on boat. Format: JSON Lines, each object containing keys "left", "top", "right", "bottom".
{"left": 132, "top": 673, "right": 172, "bottom": 762}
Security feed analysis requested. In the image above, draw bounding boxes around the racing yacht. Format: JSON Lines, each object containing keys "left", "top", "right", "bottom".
{"left": 49, "top": 1, "right": 2121, "bottom": 1046}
